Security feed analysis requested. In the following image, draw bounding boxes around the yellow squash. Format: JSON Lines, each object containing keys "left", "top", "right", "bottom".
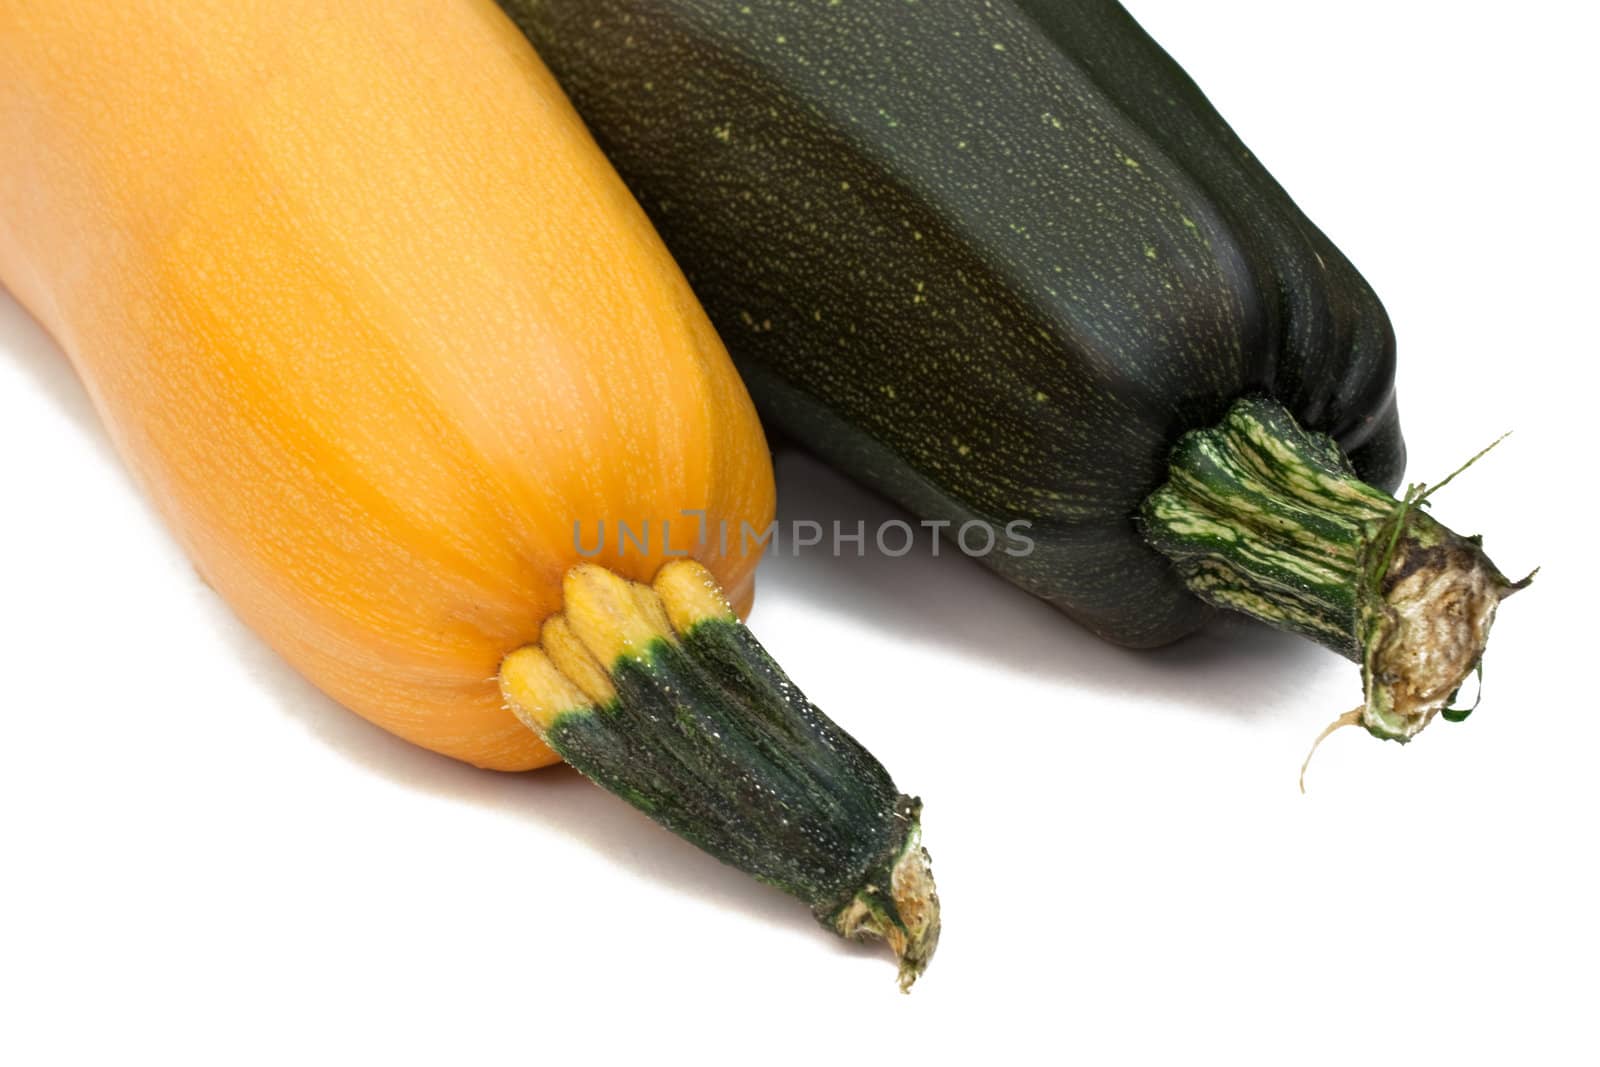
{"left": 0, "top": 0, "right": 770, "bottom": 770}
{"left": 0, "top": 0, "right": 938, "bottom": 983}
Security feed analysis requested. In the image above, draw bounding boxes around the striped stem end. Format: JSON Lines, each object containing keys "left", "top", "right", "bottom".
{"left": 1142, "top": 397, "right": 1529, "bottom": 742}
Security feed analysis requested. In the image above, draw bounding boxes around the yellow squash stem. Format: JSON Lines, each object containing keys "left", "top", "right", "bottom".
{"left": 502, "top": 561, "right": 940, "bottom": 991}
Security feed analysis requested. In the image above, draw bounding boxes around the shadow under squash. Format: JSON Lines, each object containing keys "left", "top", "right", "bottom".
{"left": 760, "top": 448, "right": 1330, "bottom": 725}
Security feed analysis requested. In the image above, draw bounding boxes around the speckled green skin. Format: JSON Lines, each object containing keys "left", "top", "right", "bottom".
{"left": 503, "top": 0, "right": 1405, "bottom": 647}
{"left": 547, "top": 616, "right": 925, "bottom": 934}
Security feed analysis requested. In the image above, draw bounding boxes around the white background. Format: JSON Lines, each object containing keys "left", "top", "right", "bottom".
{"left": 2, "top": 2, "right": 1593, "bottom": 1064}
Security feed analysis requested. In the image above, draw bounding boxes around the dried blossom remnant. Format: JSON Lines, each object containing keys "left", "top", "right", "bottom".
{"left": 1362, "top": 521, "right": 1530, "bottom": 740}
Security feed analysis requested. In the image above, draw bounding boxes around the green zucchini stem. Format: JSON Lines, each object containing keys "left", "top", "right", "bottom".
{"left": 500, "top": 561, "right": 939, "bottom": 989}
{"left": 1141, "top": 397, "right": 1532, "bottom": 743}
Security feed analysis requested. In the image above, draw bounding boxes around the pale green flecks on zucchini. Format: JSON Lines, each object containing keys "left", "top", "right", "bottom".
{"left": 498, "top": 1, "right": 1528, "bottom": 707}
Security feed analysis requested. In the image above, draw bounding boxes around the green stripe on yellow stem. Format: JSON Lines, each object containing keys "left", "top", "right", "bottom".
{"left": 500, "top": 645, "right": 590, "bottom": 734}
{"left": 654, "top": 557, "right": 739, "bottom": 631}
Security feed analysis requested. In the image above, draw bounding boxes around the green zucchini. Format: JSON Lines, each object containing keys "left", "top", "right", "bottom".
{"left": 501, "top": 0, "right": 1529, "bottom": 742}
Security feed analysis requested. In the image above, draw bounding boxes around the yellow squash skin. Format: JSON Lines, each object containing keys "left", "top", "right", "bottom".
{"left": 0, "top": 0, "right": 774, "bottom": 770}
